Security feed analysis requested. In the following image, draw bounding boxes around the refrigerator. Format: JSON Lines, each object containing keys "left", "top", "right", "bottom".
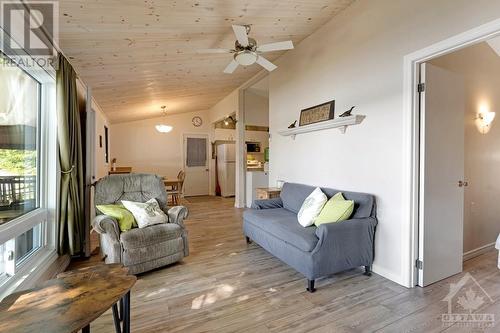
{"left": 217, "top": 143, "right": 236, "bottom": 197}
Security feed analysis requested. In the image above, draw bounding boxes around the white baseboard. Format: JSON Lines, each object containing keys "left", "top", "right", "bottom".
{"left": 463, "top": 242, "right": 496, "bottom": 262}
{"left": 372, "top": 263, "right": 407, "bottom": 287}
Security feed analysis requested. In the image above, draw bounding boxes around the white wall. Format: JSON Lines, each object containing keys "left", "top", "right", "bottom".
{"left": 92, "top": 99, "right": 110, "bottom": 180}
{"left": 430, "top": 42, "right": 500, "bottom": 254}
{"left": 265, "top": 0, "right": 500, "bottom": 286}
{"left": 110, "top": 109, "right": 212, "bottom": 188}
{"left": 245, "top": 89, "right": 269, "bottom": 127}
{"left": 209, "top": 90, "right": 239, "bottom": 123}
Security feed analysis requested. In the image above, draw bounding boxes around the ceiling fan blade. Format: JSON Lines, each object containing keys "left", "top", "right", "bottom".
{"left": 257, "top": 41, "right": 294, "bottom": 53}
{"left": 232, "top": 25, "right": 249, "bottom": 47}
{"left": 256, "top": 56, "right": 277, "bottom": 72}
{"left": 197, "top": 48, "right": 234, "bottom": 54}
{"left": 223, "top": 59, "right": 239, "bottom": 74}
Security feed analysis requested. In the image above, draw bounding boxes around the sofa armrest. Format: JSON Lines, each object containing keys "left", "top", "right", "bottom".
{"left": 168, "top": 206, "right": 189, "bottom": 228}
{"left": 312, "top": 217, "right": 377, "bottom": 261}
{"left": 251, "top": 197, "right": 283, "bottom": 209}
{"left": 92, "top": 215, "right": 121, "bottom": 241}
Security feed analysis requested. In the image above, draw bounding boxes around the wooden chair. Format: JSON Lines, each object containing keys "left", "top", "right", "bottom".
{"left": 167, "top": 171, "right": 185, "bottom": 205}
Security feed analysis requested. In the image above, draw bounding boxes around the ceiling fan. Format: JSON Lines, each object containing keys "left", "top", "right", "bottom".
{"left": 197, "top": 25, "right": 294, "bottom": 74}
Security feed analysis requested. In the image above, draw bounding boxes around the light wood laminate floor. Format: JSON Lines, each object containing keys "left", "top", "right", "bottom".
{"left": 73, "top": 196, "right": 500, "bottom": 332}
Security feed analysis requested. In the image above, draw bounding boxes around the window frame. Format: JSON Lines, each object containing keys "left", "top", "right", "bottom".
{"left": 0, "top": 26, "right": 58, "bottom": 297}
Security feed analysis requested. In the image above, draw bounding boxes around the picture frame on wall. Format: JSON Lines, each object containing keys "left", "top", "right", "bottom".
{"left": 299, "top": 100, "right": 335, "bottom": 126}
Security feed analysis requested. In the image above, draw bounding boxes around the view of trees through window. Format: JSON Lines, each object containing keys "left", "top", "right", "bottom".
{"left": 0, "top": 53, "right": 41, "bottom": 280}
{"left": 0, "top": 149, "right": 37, "bottom": 176}
{"left": 0, "top": 55, "right": 39, "bottom": 226}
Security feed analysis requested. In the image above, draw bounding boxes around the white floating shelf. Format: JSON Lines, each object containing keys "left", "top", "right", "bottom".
{"left": 278, "top": 115, "right": 366, "bottom": 139}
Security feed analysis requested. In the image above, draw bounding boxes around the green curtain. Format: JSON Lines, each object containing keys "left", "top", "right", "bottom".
{"left": 56, "top": 55, "right": 84, "bottom": 256}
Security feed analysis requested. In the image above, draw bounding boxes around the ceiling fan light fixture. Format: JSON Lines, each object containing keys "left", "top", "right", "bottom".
{"left": 235, "top": 50, "right": 257, "bottom": 66}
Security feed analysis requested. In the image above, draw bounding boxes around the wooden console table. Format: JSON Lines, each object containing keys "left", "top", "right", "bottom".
{"left": 109, "top": 167, "right": 132, "bottom": 175}
{"left": 256, "top": 187, "right": 282, "bottom": 200}
{"left": 0, "top": 264, "right": 136, "bottom": 333}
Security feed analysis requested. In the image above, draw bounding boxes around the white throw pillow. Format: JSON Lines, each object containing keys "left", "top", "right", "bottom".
{"left": 121, "top": 198, "right": 168, "bottom": 228}
{"left": 297, "top": 187, "right": 327, "bottom": 227}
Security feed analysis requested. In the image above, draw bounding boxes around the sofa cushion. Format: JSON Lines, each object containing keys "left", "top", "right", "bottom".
{"left": 280, "top": 183, "right": 317, "bottom": 214}
{"left": 280, "top": 182, "right": 375, "bottom": 218}
{"left": 120, "top": 223, "right": 182, "bottom": 249}
{"left": 243, "top": 208, "right": 319, "bottom": 252}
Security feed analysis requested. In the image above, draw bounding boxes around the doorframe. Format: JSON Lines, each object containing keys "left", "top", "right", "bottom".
{"left": 181, "top": 133, "right": 210, "bottom": 196}
{"left": 235, "top": 71, "right": 269, "bottom": 208}
{"left": 403, "top": 18, "right": 500, "bottom": 288}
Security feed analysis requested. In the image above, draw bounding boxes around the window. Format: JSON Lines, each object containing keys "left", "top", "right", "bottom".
{"left": 186, "top": 137, "right": 207, "bottom": 167}
{"left": 0, "top": 54, "right": 40, "bottom": 225}
{"left": 104, "top": 125, "right": 109, "bottom": 163}
{"left": 0, "top": 48, "right": 56, "bottom": 296}
{"left": 0, "top": 223, "right": 42, "bottom": 284}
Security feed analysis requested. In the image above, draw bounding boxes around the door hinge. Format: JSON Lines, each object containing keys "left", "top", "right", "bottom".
{"left": 416, "top": 259, "right": 423, "bottom": 270}
{"left": 417, "top": 83, "right": 425, "bottom": 93}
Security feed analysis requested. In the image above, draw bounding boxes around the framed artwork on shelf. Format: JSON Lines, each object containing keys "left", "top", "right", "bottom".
{"left": 299, "top": 100, "right": 335, "bottom": 126}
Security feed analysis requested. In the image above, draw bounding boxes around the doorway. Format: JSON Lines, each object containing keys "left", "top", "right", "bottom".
{"left": 183, "top": 134, "right": 209, "bottom": 196}
{"left": 417, "top": 62, "right": 465, "bottom": 286}
{"left": 242, "top": 77, "right": 270, "bottom": 208}
{"left": 408, "top": 28, "right": 500, "bottom": 287}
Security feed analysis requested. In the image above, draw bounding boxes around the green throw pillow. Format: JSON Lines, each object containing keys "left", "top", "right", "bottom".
{"left": 314, "top": 192, "right": 354, "bottom": 226}
{"left": 96, "top": 204, "right": 137, "bottom": 232}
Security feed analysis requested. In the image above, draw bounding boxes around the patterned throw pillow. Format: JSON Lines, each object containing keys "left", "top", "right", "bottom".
{"left": 121, "top": 198, "right": 168, "bottom": 228}
{"left": 297, "top": 187, "right": 328, "bottom": 227}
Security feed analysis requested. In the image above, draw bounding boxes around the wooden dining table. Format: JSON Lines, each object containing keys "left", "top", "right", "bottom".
{"left": 164, "top": 178, "right": 183, "bottom": 205}
{"left": 163, "top": 178, "right": 182, "bottom": 189}
{"left": 0, "top": 264, "right": 136, "bottom": 333}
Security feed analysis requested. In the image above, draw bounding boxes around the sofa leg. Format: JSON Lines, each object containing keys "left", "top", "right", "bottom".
{"left": 306, "top": 279, "right": 316, "bottom": 293}
{"left": 245, "top": 236, "right": 251, "bottom": 244}
{"left": 364, "top": 265, "right": 372, "bottom": 276}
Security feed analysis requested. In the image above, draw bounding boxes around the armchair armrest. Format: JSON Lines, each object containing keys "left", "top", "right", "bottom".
{"left": 251, "top": 197, "right": 283, "bottom": 209}
{"left": 92, "top": 215, "right": 121, "bottom": 241}
{"left": 168, "top": 206, "right": 189, "bottom": 228}
{"left": 312, "top": 217, "right": 377, "bottom": 261}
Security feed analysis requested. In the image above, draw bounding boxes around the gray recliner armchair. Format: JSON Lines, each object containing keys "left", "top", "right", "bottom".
{"left": 92, "top": 173, "right": 189, "bottom": 275}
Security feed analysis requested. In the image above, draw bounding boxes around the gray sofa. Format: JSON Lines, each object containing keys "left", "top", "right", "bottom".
{"left": 243, "top": 182, "right": 377, "bottom": 292}
{"left": 92, "top": 174, "right": 189, "bottom": 275}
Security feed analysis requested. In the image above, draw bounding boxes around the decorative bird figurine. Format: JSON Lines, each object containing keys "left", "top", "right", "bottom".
{"left": 339, "top": 106, "right": 355, "bottom": 117}
{"left": 288, "top": 120, "right": 297, "bottom": 128}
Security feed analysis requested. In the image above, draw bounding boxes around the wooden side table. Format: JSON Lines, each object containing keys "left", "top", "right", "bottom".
{"left": 109, "top": 167, "right": 133, "bottom": 175}
{"left": 256, "top": 187, "right": 282, "bottom": 200}
{"left": 0, "top": 264, "right": 136, "bottom": 333}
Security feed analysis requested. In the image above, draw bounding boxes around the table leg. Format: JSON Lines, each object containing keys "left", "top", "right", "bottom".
{"left": 123, "top": 291, "right": 131, "bottom": 333}
{"left": 82, "top": 324, "right": 90, "bottom": 333}
{"left": 112, "top": 303, "right": 122, "bottom": 333}
{"left": 119, "top": 298, "right": 123, "bottom": 321}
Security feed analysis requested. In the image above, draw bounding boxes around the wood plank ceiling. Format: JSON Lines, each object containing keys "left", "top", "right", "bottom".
{"left": 59, "top": 0, "right": 355, "bottom": 123}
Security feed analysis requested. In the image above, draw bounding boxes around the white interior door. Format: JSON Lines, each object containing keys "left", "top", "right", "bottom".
{"left": 418, "top": 63, "right": 465, "bottom": 287}
{"left": 183, "top": 134, "right": 209, "bottom": 196}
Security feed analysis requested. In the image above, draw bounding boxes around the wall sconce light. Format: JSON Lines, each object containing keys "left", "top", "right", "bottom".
{"left": 476, "top": 111, "right": 496, "bottom": 134}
